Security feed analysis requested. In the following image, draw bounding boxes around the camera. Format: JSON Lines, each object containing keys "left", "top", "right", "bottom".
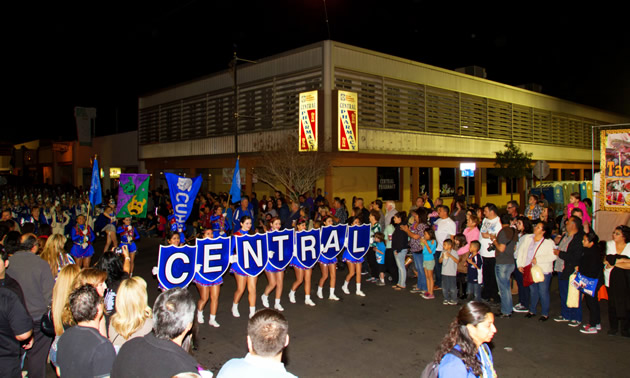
{"left": 487, "top": 244, "right": 496, "bottom": 252}
{"left": 114, "top": 247, "right": 123, "bottom": 255}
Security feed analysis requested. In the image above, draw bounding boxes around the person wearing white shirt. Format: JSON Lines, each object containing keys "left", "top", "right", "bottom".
{"left": 434, "top": 206, "right": 457, "bottom": 290}
{"left": 479, "top": 204, "right": 501, "bottom": 302}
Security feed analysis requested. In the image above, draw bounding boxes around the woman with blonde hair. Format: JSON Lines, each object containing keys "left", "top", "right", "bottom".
{"left": 108, "top": 276, "right": 153, "bottom": 351}
{"left": 40, "top": 233, "right": 75, "bottom": 279}
{"left": 49, "top": 264, "right": 81, "bottom": 369}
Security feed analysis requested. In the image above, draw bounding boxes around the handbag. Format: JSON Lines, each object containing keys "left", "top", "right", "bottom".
{"left": 567, "top": 272, "right": 581, "bottom": 308}
{"left": 522, "top": 239, "right": 544, "bottom": 287}
{"left": 571, "top": 272, "right": 598, "bottom": 297}
{"left": 40, "top": 306, "right": 56, "bottom": 337}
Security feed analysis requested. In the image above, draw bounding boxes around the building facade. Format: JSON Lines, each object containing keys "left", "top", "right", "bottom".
{"left": 138, "top": 41, "right": 629, "bottom": 208}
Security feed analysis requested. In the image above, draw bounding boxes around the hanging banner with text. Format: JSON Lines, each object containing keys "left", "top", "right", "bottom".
{"left": 157, "top": 224, "right": 369, "bottom": 290}
{"left": 600, "top": 129, "right": 630, "bottom": 212}
{"left": 299, "top": 90, "right": 318, "bottom": 151}
{"left": 338, "top": 90, "right": 358, "bottom": 152}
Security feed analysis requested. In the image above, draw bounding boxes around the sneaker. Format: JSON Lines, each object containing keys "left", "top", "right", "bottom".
{"left": 356, "top": 290, "right": 366, "bottom": 297}
{"left": 442, "top": 300, "right": 449, "bottom": 305}
{"left": 367, "top": 277, "right": 378, "bottom": 283}
{"left": 232, "top": 307, "right": 240, "bottom": 318}
{"left": 329, "top": 294, "right": 340, "bottom": 301}
{"left": 361, "top": 271, "right": 369, "bottom": 275}
{"left": 410, "top": 288, "right": 423, "bottom": 294}
{"left": 448, "top": 300, "right": 458, "bottom": 306}
{"left": 376, "top": 281, "right": 385, "bottom": 287}
{"left": 196, "top": 311, "right": 204, "bottom": 324}
{"left": 433, "top": 286, "right": 442, "bottom": 291}
{"left": 568, "top": 320, "right": 581, "bottom": 327}
{"left": 288, "top": 291, "right": 296, "bottom": 304}
{"left": 595, "top": 324, "right": 602, "bottom": 331}
{"left": 422, "top": 293, "right": 435, "bottom": 299}
{"left": 261, "top": 295, "right": 269, "bottom": 308}
{"left": 554, "top": 316, "right": 569, "bottom": 322}
{"left": 513, "top": 304, "right": 528, "bottom": 313}
{"left": 305, "top": 298, "right": 316, "bottom": 307}
{"left": 209, "top": 319, "right": 220, "bottom": 328}
{"left": 580, "top": 325, "right": 598, "bottom": 334}
{"left": 317, "top": 290, "right": 324, "bottom": 299}
{"left": 342, "top": 286, "right": 350, "bottom": 295}
{"left": 274, "top": 303, "right": 285, "bottom": 312}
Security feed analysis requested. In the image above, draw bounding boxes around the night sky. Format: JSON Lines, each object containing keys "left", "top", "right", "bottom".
{"left": 6, "top": 0, "right": 629, "bottom": 143}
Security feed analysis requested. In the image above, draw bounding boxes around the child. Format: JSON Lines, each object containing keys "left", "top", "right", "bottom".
{"left": 420, "top": 229, "right": 437, "bottom": 299}
{"left": 466, "top": 240, "right": 483, "bottom": 301}
{"left": 567, "top": 192, "right": 591, "bottom": 225}
{"left": 439, "top": 239, "right": 459, "bottom": 305}
{"left": 373, "top": 232, "right": 387, "bottom": 286}
{"left": 453, "top": 234, "right": 469, "bottom": 299}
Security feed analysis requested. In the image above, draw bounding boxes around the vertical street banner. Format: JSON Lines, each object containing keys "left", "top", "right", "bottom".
{"left": 74, "top": 107, "right": 96, "bottom": 146}
{"left": 116, "top": 174, "right": 150, "bottom": 218}
{"left": 338, "top": 90, "right": 358, "bottom": 152}
{"left": 600, "top": 129, "right": 630, "bottom": 212}
{"left": 299, "top": 90, "right": 318, "bottom": 151}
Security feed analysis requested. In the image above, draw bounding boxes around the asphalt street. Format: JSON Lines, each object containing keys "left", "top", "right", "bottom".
{"left": 49, "top": 237, "right": 630, "bottom": 377}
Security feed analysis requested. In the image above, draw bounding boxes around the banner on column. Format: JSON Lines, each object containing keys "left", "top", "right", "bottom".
{"left": 338, "top": 90, "right": 358, "bottom": 152}
{"left": 299, "top": 90, "right": 318, "bottom": 151}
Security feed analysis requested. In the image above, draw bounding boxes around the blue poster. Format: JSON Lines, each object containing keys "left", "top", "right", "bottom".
{"left": 267, "top": 229, "right": 294, "bottom": 271}
{"left": 320, "top": 224, "right": 347, "bottom": 260}
{"left": 195, "top": 237, "right": 231, "bottom": 283}
{"left": 294, "top": 228, "right": 321, "bottom": 269}
{"left": 157, "top": 245, "right": 197, "bottom": 290}
{"left": 165, "top": 173, "right": 203, "bottom": 225}
{"left": 346, "top": 224, "right": 370, "bottom": 260}
{"left": 235, "top": 233, "right": 269, "bottom": 277}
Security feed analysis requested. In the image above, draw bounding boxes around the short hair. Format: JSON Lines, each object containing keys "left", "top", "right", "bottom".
{"left": 507, "top": 200, "right": 519, "bottom": 209}
{"left": 485, "top": 203, "right": 498, "bottom": 215}
{"left": 20, "top": 233, "right": 38, "bottom": 251}
{"left": 443, "top": 239, "right": 453, "bottom": 247}
{"left": 369, "top": 209, "right": 381, "bottom": 221}
{"left": 248, "top": 309, "right": 288, "bottom": 357}
{"left": 437, "top": 205, "right": 450, "bottom": 216}
{"left": 21, "top": 222, "right": 35, "bottom": 235}
{"left": 499, "top": 213, "right": 512, "bottom": 225}
{"left": 153, "top": 288, "right": 195, "bottom": 340}
{"left": 374, "top": 199, "right": 383, "bottom": 209}
{"left": 529, "top": 194, "right": 539, "bottom": 201}
{"left": 571, "top": 208, "right": 583, "bottom": 217}
{"left": 69, "top": 284, "right": 102, "bottom": 323}
{"left": 470, "top": 240, "right": 481, "bottom": 251}
{"left": 373, "top": 232, "right": 385, "bottom": 241}
{"left": 584, "top": 230, "right": 599, "bottom": 244}
{"left": 568, "top": 216, "right": 582, "bottom": 230}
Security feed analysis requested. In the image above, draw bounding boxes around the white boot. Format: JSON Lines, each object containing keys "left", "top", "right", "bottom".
{"left": 196, "top": 310, "right": 204, "bottom": 324}
{"left": 261, "top": 294, "right": 269, "bottom": 308}
{"left": 274, "top": 299, "right": 284, "bottom": 312}
{"left": 304, "top": 295, "right": 316, "bottom": 307}
{"left": 232, "top": 303, "right": 240, "bottom": 318}
{"left": 289, "top": 290, "right": 296, "bottom": 304}
{"left": 209, "top": 315, "right": 220, "bottom": 328}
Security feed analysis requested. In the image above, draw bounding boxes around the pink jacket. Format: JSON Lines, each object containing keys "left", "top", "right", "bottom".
{"left": 458, "top": 226, "right": 480, "bottom": 255}
{"left": 567, "top": 201, "right": 590, "bottom": 224}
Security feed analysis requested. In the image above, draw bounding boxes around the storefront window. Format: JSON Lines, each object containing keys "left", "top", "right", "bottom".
{"left": 419, "top": 168, "right": 431, "bottom": 197}
{"left": 439, "top": 168, "right": 456, "bottom": 197}
{"left": 486, "top": 169, "right": 500, "bottom": 195}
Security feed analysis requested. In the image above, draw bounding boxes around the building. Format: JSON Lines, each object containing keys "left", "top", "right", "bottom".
{"left": 138, "top": 40, "right": 629, "bottom": 209}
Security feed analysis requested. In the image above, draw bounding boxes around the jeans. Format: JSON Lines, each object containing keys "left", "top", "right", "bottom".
{"left": 559, "top": 278, "right": 582, "bottom": 322}
{"left": 393, "top": 249, "right": 408, "bottom": 287}
{"left": 434, "top": 251, "right": 442, "bottom": 287}
{"left": 512, "top": 260, "right": 530, "bottom": 308}
{"left": 529, "top": 273, "right": 552, "bottom": 316}
{"left": 495, "top": 263, "right": 515, "bottom": 315}
{"left": 412, "top": 253, "right": 428, "bottom": 291}
{"left": 442, "top": 275, "right": 457, "bottom": 301}
{"left": 467, "top": 283, "right": 482, "bottom": 301}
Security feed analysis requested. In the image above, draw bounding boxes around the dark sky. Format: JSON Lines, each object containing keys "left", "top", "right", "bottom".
{"left": 6, "top": 0, "right": 629, "bottom": 143}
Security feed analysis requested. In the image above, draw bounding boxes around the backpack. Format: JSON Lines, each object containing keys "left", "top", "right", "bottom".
{"left": 420, "top": 348, "right": 463, "bottom": 378}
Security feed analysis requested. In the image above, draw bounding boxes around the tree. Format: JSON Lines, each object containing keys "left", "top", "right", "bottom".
{"left": 255, "top": 135, "right": 330, "bottom": 204}
{"left": 493, "top": 141, "right": 533, "bottom": 200}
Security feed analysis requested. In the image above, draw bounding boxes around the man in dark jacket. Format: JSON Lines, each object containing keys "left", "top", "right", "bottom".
{"left": 554, "top": 216, "right": 585, "bottom": 326}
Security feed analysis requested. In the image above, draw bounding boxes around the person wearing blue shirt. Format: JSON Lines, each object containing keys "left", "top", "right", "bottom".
{"left": 218, "top": 309, "right": 296, "bottom": 378}
{"left": 434, "top": 302, "right": 497, "bottom": 378}
{"left": 373, "top": 233, "right": 387, "bottom": 286}
{"left": 232, "top": 198, "right": 253, "bottom": 234}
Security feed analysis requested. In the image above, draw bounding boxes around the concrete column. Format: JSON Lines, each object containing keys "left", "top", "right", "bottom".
{"left": 325, "top": 166, "right": 333, "bottom": 204}
{"left": 411, "top": 167, "right": 419, "bottom": 205}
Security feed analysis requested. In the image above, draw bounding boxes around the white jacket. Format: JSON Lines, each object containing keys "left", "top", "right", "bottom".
{"left": 515, "top": 234, "right": 558, "bottom": 274}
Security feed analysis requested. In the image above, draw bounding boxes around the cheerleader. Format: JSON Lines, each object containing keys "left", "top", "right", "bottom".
{"left": 103, "top": 206, "right": 118, "bottom": 252}
{"left": 117, "top": 217, "right": 140, "bottom": 275}
{"left": 317, "top": 217, "right": 340, "bottom": 301}
{"left": 70, "top": 214, "right": 95, "bottom": 268}
{"left": 341, "top": 216, "right": 366, "bottom": 296}
{"left": 288, "top": 218, "right": 316, "bottom": 306}
{"left": 231, "top": 216, "right": 258, "bottom": 319}
{"left": 261, "top": 217, "right": 286, "bottom": 311}
{"left": 194, "top": 228, "right": 222, "bottom": 327}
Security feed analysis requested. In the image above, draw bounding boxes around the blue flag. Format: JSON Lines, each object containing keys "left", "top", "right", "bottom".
{"left": 89, "top": 158, "right": 102, "bottom": 208}
{"left": 165, "top": 173, "right": 203, "bottom": 225}
{"left": 229, "top": 158, "right": 242, "bottom": 204}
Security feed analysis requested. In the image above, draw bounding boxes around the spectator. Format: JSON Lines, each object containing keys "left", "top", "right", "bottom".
{"left": 108, "top": 277, "right": 154, "bottom": 351}
{"left": 604, "top": 225, "right": 630, "bottom": 337}
{"left": 479, "top": 204, "right": 501, "bottom": 303}
{"left": 524, "top": 194, "right": 541, "bottom": 221}
{"left": 111, "top": 288, "right": 204, "bottom": 378}
{"left": 579, "top": 231, "right": 604, "bottom": 334}
{"left": 434, "top": 205, "right": 457, "bottom": 291}
{"left": 383, "top": 200, "right": 397, "bottom": 228}
{"left": 49, "top": 264, "right": 81, "bottom": 369}
{"left": 96, "top": 250, "right": 131, "bottom": 316}
{"left": 39, "top": 233, "right": 75, "bottom": 280}
{"left": 432, "top": 302, "right": 497, "bottom": 377}
{"left": 0, "top": 257, "right": 34, "bottom": 378}
{"left": 217, "top": 309, "right": 296, "bottom": 378}
{"left": 512, "top": 216, "right": 533, "bottom": 314}
{"left": 8, "top": 233, "right": 54, "bottom": 378}
{"left": 554, "top": 216, "right": 585, "bottom": 326}
{"left": 331, "top": 198, "right": 348, "bottom": 225}
{"left": 489, "top": 214, "right": 518, "bottom": 317}
{"left": 57, "top": 284, "right": 116, "bottom": 377}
